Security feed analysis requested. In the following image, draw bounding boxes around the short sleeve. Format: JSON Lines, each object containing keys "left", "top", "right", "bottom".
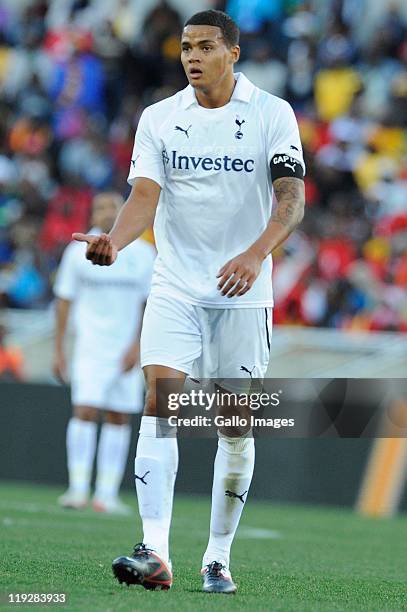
{"left": 267, "top": 99, "right": 306, "bottom": 175}
{"left": 54, "top": 243, "right": 80, "bottom": 301}
{"left": 127, "top": 108, "right": 165, "bottom": 188}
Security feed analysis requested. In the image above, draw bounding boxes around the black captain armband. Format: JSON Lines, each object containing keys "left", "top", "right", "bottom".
{"left": 270, "top": 154, "right": 304, "bottom": 181}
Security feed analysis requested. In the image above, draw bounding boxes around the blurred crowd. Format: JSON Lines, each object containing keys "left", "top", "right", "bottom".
{"left": 0, "top": 0, "right": 406, "bottom": 331}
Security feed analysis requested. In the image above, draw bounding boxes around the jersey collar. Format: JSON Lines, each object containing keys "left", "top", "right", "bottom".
{"left": 180, "top": 72, "right": 255, "bottom": 109}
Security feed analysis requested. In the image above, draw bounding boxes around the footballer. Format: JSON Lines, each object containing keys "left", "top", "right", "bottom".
{"left": 74, "top": 10, "right": 305, "bottom": 594}
{"left": 55, "top": 192, "right": 155, "bottom": 513}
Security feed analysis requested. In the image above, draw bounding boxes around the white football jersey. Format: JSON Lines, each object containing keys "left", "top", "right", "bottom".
{"left": 54, "top": 230, "right": 156, "bottom": 360}
{"left": 128, "top": 72, "right": 305, "bottom": 308}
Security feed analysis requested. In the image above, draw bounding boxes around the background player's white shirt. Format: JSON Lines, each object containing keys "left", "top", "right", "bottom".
{"left": 54, "top": 230, "right": 155, "bottom": 361}
{"left": 128, "top": 72, "right": 305, "bottom": 308}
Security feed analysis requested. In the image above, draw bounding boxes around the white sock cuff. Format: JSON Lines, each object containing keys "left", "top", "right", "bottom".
{"left": 218, "top": 432, "right": 254, "bottom": 454}
{"left": 69, "top": 417, "right": 97, "bottom": 433}
{"left": 100, "top": 422, "right": 131, "bottom": 435}
{"left": 139, "top": 416, "right": 177, "bottom": 438}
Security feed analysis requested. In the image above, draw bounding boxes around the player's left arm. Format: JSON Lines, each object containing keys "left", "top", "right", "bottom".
{"left": 218, "top": 99, "right": 305, "bottom": 298}
{"left": 217, "top": 176, "right": 305, "bottom": 298}
{"left": 256, "top": 174, "right": 305, "bottom": 251}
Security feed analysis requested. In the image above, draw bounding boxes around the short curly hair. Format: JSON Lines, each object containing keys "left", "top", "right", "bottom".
{"left": 184, "top": 10, "right": 240, "bottom": 48}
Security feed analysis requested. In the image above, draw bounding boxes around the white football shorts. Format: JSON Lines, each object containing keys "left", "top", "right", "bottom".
{"left": 71, "top": 358, "right": 144, "bottom": 413}
{"left": 140, "top": 293, "right": 272, "bottom": 379}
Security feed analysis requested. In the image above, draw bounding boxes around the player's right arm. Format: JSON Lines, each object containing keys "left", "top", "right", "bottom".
{"left": 53, "top": 297, "right": 71, "bottom": 383}
{"left": 72, "top": 178, "right": 161, "bottom": 266}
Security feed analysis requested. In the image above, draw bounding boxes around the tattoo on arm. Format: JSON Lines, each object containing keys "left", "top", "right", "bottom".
{"left": 272, "top": 177, "right": 305, "bottom": 229}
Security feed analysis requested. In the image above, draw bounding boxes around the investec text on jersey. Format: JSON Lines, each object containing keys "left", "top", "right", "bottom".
{"left": 169, "top": 150, "right": 255, "bottom": 172}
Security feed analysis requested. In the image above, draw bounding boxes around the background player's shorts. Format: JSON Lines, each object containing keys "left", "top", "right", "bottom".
{"left": 71, "top": 359, "right": 144, "bottom": 413}
{"left": 141, "top": 293, "right": 272, "bottom": 379}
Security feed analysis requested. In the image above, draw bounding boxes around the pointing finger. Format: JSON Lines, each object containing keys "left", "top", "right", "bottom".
{"left": 72, "top": 232, "right": 93, "bottom": 243}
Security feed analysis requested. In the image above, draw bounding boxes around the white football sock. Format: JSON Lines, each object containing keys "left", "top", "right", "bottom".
{"left": 203, "top": 433, "right": 255, "bottom": 569}
{"left": 134, "top": 416, "right": 178, "bottom": 563}
{"left": 66, "top": 417, "right": 97, "bottom": 496}
{"left": 94, "top": 422, "right": 131, "bottom": 500}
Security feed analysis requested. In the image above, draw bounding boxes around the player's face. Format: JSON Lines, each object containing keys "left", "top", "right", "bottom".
{"left": 91, "top": 195, "right": 120, "bottom": 233}
{"left": 181, "top": 25, "right": 239, "bottom": 91}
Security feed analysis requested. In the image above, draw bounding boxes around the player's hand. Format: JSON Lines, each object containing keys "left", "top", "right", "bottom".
{"left": 217, "top": 247, "right": 263, "bottom": 298}
{"left": 72, "top": 232, "right": 118, "bottom": 266}
{"left": 121, "top": 343, "right": 140, "bottom": 372}
{"left": 53, "top": 351, "right": 67, "bottom": 384}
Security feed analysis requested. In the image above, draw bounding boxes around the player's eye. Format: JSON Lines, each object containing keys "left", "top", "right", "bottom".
{"left": 203, "top": 46, "right": 212, "bottom": 52}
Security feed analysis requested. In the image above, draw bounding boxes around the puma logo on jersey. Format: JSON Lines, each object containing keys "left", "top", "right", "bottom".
{"left": 225, "top": 489, "right": 248, "bottom": 504}
{"left": 135, "top": 470, "right": 150, "bottom": 485}
{"left": 175, "top": 124, "right": 192, "bottom": 138}
{"left": 131, "top": 154, "right": 140, "bottom": 167}
{"left": 284, "top": 162, "right": 297, "bottom": 172}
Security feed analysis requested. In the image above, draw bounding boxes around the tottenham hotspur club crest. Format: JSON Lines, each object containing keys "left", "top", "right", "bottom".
{"left": 162, "top": 146, "right": 169, "bottom": 166}
{"left": 235, "top": 116, "right": 245, "bottom": 140}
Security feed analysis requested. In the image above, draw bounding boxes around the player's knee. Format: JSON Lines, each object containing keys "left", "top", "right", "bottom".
{"left": 105, "top": 411, "right": 130, "bottom": 425}
{"left": 74, "top": 405, "right": 98, "bottom": 421}
{"left": 143, "top": 388, "right": 174, "bottom": 418}
{"left": 217, "top": 408, "right": 252, "bottom": 437}
{"left": 143, "top": 389, "right": 158, "bottom": 416}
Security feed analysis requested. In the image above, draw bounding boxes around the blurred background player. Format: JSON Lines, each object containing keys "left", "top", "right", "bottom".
{"left": 53, "top": 191, "right": 155, "bottom": 514}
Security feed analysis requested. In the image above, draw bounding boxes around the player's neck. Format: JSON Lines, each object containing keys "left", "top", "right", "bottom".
{"left": 195, "top": 74, "right": 236, "bottom": 109}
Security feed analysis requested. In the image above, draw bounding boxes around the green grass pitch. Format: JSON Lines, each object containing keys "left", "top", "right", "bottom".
{"left": 0, "top": 481, "right": 406, "bottom": 611}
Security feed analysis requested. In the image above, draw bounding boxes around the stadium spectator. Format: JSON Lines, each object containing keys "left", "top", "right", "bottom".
{"left": 0, "top": 0, "right": 405, "bottom": 332}
{"left": 0, "top": 323, "right": 24, "bottom": 381}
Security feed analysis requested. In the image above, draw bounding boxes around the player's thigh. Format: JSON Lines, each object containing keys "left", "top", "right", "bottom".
{"left": 141, "top": 293, "right": 202, "bottom": 375}
{"left": 196, "top": 307, "right": 272, "bottom": 379}
{"left": 204, "top": 308, "right": 272, "bottom": 436}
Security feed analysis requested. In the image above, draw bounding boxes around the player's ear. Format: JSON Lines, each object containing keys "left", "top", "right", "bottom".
{"left": 230, "top": 45, "right": 240, "bottom": 64}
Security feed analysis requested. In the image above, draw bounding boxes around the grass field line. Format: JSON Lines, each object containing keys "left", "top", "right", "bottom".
{"left": 0, "top": 499, "right": 136, "bottom": 519}
{"left": 0, "top": 499, "right": 284, "bottom": 540}
{"left": 2, "top": 516, "right": 99, "bottom": 532}
{"left": 1, "top": 512, "right": 283, "bottom": 540}
{"left": 238, "top": 526, "right": 282, "bottom": 539}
